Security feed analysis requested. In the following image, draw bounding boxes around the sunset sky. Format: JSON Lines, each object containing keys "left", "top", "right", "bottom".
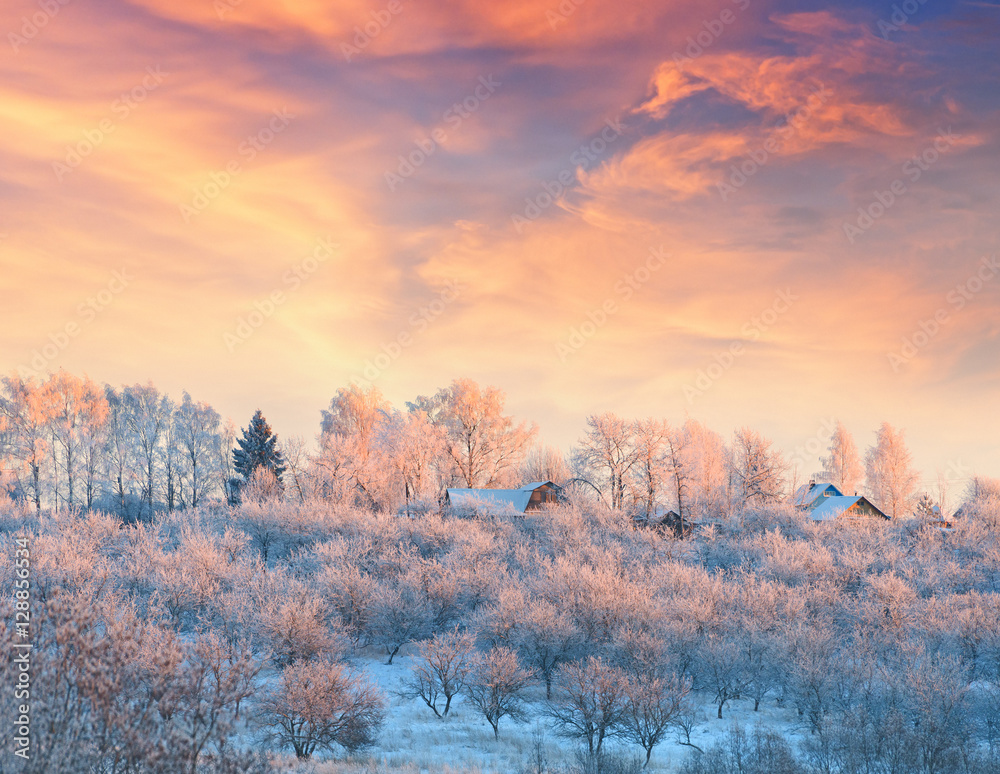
{"left": 2, "top": 0, "right": 998, "bottom": 488}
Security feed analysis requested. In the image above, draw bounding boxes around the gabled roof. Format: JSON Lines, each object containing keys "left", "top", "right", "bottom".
{"left": 809, "top": 495, "right": 888, "bottom": 522}
{"left": 520, "top": 480, "right": 562, "bottom": 491}
{"left": 447, "top": 488, "right": 532, "bottom": 512}
{"left": 445, "top": 481, "right": 562, "bottom": 513}
{"left": 791, "top": 482, "right": 842, "bottom": 508}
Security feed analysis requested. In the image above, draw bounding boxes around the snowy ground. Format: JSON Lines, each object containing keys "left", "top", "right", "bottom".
{"left": 270, "top": 650, "right": 806, "bottom": 774}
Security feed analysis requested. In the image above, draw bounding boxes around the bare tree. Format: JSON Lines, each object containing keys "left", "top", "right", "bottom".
{"left": 547, "top": 657, "right": 629, "bottom": 755}
{"left": 166, "top": 633, "right": 263, "bottom": 774}
{"left": 124, "top": 382, "right": 173, "bottom": 518}
{"left": 409, "top": 378, "right": 537, "bottom": 488}
{"left": 631, "top": 418, "right": 672, "bottom": 518}
{"left": 819, "top": 420, "right": 863, "bottom": 495}
{"left": 730, "top": 427, "right": 786, "bottom": 507}
{"left": 573, "top": 413, "right": 638, "bottom": 510}
{"left": 259, "top": 658, "right": 384, "bottom": 760}
{"left": 681, "top": 419, "right": 730, "bottom": 518}
{"left": 515, "top": 599, "right": 582, "bottom": 699}
{"left": 368, "top": 578, "right": 431, "bottom": 664}
{"left": 175, "top": 391, "right": 222, "bottom": 508}
{"left": 47, "top": 371, "right": 108, "bottom": 509}
{"left": 465, "top": 647, "right": 534, "bottom": 739}
{"left": 697, "top": 632, "right": 751, "bottom": 719}
{"left": 619, "top": 672, "right": 691, "bottom": 766}
{"left": 865, "top": 422, "right": 920, "bottom": 519}
{"left": 0, "top": 374, "right": 58, "bottom": 512}
{"left": 520, "top": 444, "right": 572, "bottom": 485}
{"left": 401, "top": 628, "right": 476, "bottom": 718}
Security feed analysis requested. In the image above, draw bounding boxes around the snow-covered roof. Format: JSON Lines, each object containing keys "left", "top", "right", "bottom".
{"left": 791, "top": 482, "right": 842, "bottom": 507}
{"left": 809, "top": 495, "right": 887, "bottom": 521}
{"left": 445, "top": 481, "right": 561, "bottom": 513}
{"left": 446, "top": 488, "right": 532, "bottom": 512}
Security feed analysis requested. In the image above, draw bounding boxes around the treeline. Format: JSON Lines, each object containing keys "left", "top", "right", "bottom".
{"left": 2, "top": 371, "right": 994, "bottom": 523}
{"left": 0, "top": 372, "right": 235, "bottom": 519}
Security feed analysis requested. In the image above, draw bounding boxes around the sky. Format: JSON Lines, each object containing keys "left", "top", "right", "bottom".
{"left": 2, "top": 0, "right": 998, "bottom": 491}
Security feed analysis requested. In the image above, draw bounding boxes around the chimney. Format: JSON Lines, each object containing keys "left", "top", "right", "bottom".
{"left": 808, "top": 479, "right": 815, "bottom": 489}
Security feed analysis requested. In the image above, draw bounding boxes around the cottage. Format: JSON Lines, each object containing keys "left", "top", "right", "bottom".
{"left": 808, "top": 495, "right": 889, "bottom": 522}
{"left": 444, "top": 480, "right": 564, "bottom": 513}
{"left": 792, "top": 481, "right": 889, "bottom": 522}
{"left": 791, "top": 480, "right": 842, "bottom": 508}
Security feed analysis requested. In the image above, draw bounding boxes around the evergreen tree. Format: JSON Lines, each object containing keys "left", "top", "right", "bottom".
{"left": 233, "top": 410, "right": 286, "bottom": 485}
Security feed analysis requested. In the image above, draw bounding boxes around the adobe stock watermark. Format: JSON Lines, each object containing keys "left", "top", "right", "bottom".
{"left": 787, "top": 416, "right": 838, "bottom": 476}
{"left": 18, "top": 268, "right": 133, "bottom": 378}
{"left": 555, "top": 246, "right": 669, "bottom": 362}
{"left": 717, "top": 82, "right": 832, "bottom": 200}
{"left": 384, "top": 76, "right": 501, "bottom": 191}
{"left": 214, "top": 0, "right": 243, "bottom": 20}
{"left": 546, "top": 0, "right": 587, "bottom": 29}
{"left": 52, "top": 66, "right": 167, "bottom": 181}
{"left": 511, "top": 116, "right": 624, "bottom": 233}
{"left": 683, "top": 288, "right": 797, "bottom": 404}
{"left": 877, "top": 0, "right": 930, "bottom": 39}
{"left": 224, "top": 237, "right": 338, "bottom": 352}
{"left": 352, "top": 279, "right": 464, "bottom": 385}
{"left": 341, "top": 0, "right": 403, "bottom": 60}
{"left": 843, "top": 127, "right": 960, "bottom": 243}
{"left": 181, "top": 108, "right": 294, "bottom": 222}
{"left": 886, "top": 253, "right": 999, "bottom": 372}
{"left": 671, "top": 0, "right": 751, "bottom": 68}
{"left": 8, "top": 0, "right": 71, "bottom": 53}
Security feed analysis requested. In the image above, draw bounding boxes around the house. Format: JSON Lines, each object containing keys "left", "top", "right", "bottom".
{"left": 791, "top": 480, "right": 843, "bottom": 508}
{"left": 808, "top": 495, "right": 889, "bottom": 522}
{"left": 792, "top": 480, "right": 889, "bottom": 522}
{"left": 444, "top": 480, "right": 564, "bottom": 513}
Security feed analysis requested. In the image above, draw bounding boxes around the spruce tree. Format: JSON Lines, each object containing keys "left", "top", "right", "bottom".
{"left": 233, "top": 409, "right": 286, "bottom": 484}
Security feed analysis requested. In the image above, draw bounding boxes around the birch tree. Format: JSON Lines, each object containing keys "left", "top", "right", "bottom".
{"left": 0, "top": 375, "right": 58, "bottom": 512}
{"left": 820, "top": 421, "right": 864, "bottom": 494}
{"left": 730, "top": 427, "right": 787, "bottom": 506}
{"left": 865, "top": 422, "right": 920, "bottom": 519}
{"left": 409, "top": 379, "right": 536, "bottom": 488}
{"left": 573, "top": 413, "right": 637, "bottom": 510}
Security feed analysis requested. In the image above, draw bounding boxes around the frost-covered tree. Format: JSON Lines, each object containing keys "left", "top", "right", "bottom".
{"left": 548, "top": 657, "right": 629, "bottom": 755}
{"left": 402, "top": 628, "right": 475, "bottom": 718}
{"left": 316, "top": 385, "right": 392, "bottom": 508}
{"left": 865, "top": 422, "right": 920, "bottom": 519}
{"left": 573, "top": 413, "right": 637, "bottom": 509}
{"left": 0, "top": 374, "right": 58, "bottom": 512}
{"left": 620, "top": 672, "right": 691, "bottom": 766}
{"left": 124, "top": 382, "right": 173, "bottom": 517}
{"left": 174, "top": 391, "right": 222, "bottom": 508}
{"left": 631, "top": 418, "right": 672, "bottom": 518}
{"left": 967, "top": 476, "right": 1000, "bottom": 502}
{"left": 520, "top": 444, "right": 572, "bottom": 486}
{"left": 465, "top": 647, "right": 533, "bottom": 740}
{"left": 915, "top": 492, "right": 938, "bottom": 520}
{"left": 372, "top": 408, "right": 447, "bottom": 514}
{"left": 234, "top": 410, "right": 286, "bottom": 487}
{"left": 819, "top": 421, "right": 864, "bottom": 495}
{"left": 47, "top": 371, "right": 108, "bottom": 509}
{"left": 409, "top": 378, "right": 537, "bottom": 488}
{"left": 681, "top": 419, "right": 730, "bottom": 518}
{"left": 730, "top": 427, "right": 786, "bottom": 507}
{"left": 259, "top": 659, "right": 384, "bottom": 760}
